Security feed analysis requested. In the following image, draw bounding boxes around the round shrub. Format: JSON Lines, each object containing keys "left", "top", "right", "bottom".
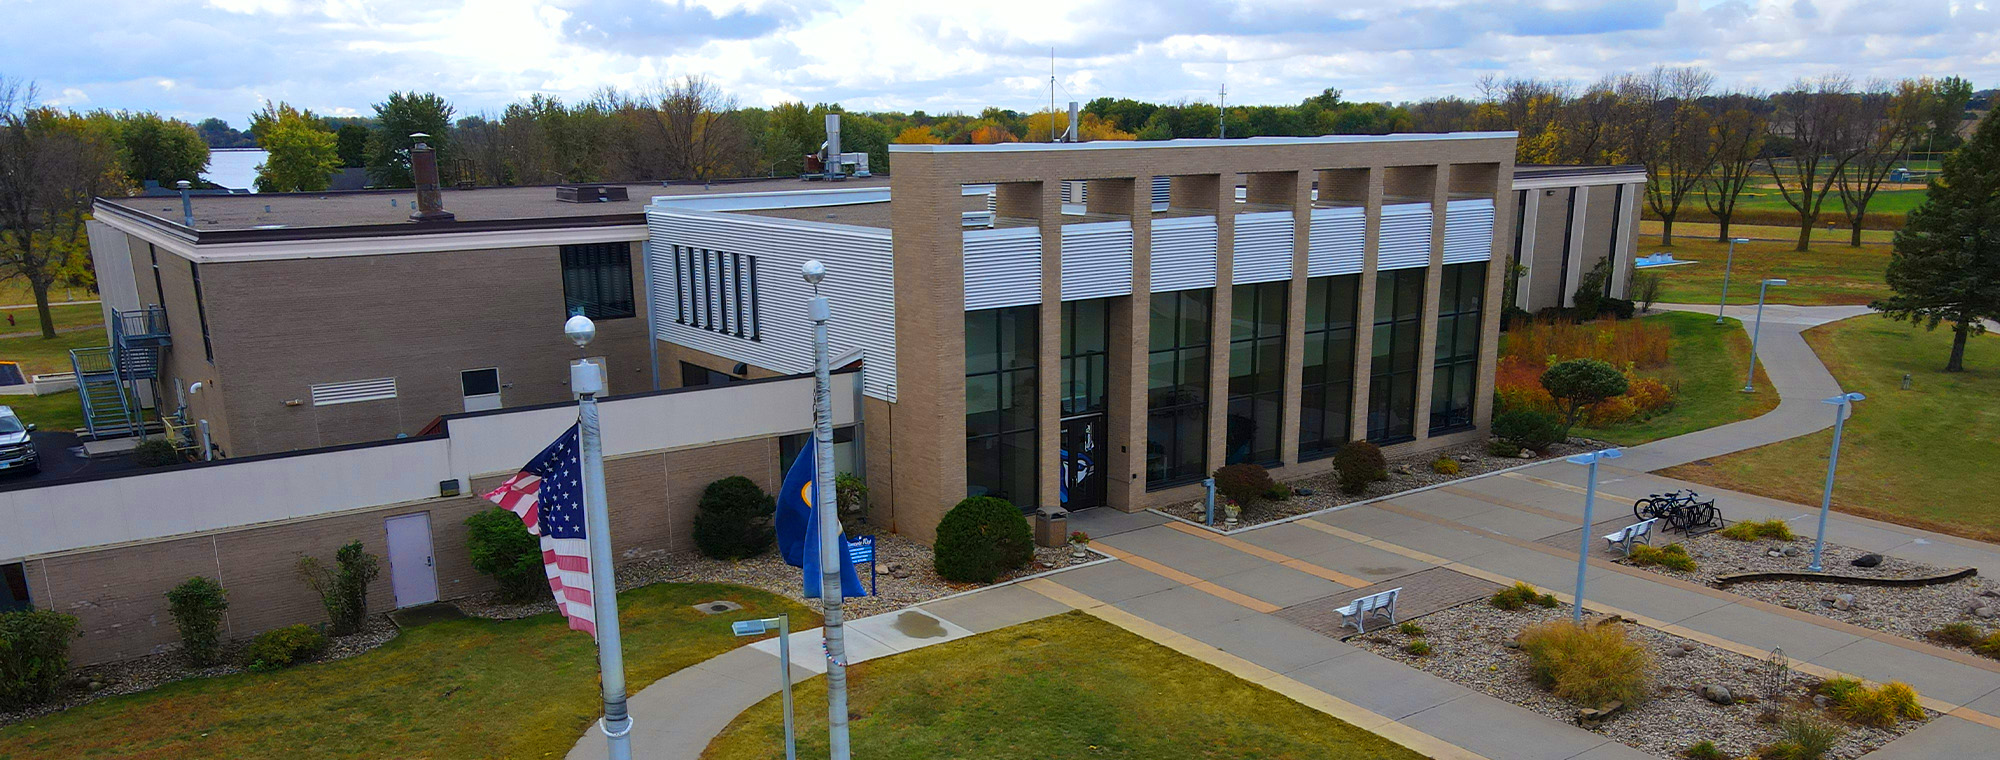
{"left": 1332, "top": 441, "right": 1387, "bottom": 494}
{"left": 1492, "top": 408, "right": 1566, "bottom": 453}
{"left": 692, "top": 476, "right": 776, "bottom": 560}
{"left": 132, "top": 439, "right": 181, "bottom": 467}
{"left": 166, "top": 576, "right": 229, "bottom": 666}
{"left": 0, "top": 610, "right": 79, "bottom": 709}
{"left": 933, "top": 496, "right": 1033, "bottom": 583}
{"left": 465, "top": 509, "right": 544, "bottom": 601}
{"left": 1211, "top": 463, "right": 1276, "bottom": 506}
{"left": 241, "top": 624, "right": 328, "bottom": 671}
{"left": 1542, "top": 359, "right": 1630, "bottom": 432}
{"left": 1430, "top": 457, "right": 1461, "bottom": 476}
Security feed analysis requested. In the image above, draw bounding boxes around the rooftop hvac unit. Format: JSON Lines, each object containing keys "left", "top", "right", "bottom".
{"left": 556, "top": 184, "right": 630, "bottom": 203}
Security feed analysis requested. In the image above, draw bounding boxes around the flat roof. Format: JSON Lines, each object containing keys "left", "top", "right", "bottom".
{"left": 95, "top": 175, "right": 893, "bottom": 241}
{"left": 888, "top": 131, "right": 1518, "bottom": 153}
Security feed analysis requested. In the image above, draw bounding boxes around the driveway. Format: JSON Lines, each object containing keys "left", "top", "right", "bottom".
{"left": 0, "top": 430, "right": 141, "bottom": 486}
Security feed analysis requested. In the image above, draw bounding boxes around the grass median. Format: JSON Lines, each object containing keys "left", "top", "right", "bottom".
{"left": 1636, "top": 237, "right": 1891, "bottom": 307}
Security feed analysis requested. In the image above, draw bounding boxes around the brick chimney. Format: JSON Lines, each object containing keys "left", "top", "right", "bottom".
{"left": 408, "top": 133, "right": 455, "bottom": 223}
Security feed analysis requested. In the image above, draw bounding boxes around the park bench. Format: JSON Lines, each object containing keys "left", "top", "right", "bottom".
{"left": 1602, "top": 518, "right": 1658, "bottom": 557}
{"left": 1337, "top": 587, "right": 1401, "bottom": 634}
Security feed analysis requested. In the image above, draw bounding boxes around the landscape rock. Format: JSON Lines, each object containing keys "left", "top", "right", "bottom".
{"left": 1976, "top": 607, "right": 1996, "bottom": 620}
{"left": 1814, "top": 694, "right": 1831, "bottom": 709}
{"left": 1852, "top": 553, "right": 1885, "bottom": 568}
{"left": 1834, "top": 594, "right": 1855, "bottom": 612}
{"left": 1700, "top": 684, "right": 1735, "bottom": 705}
{"left": 1768, "top": 549, "right": 1785, "bottom": 558}
{"left": 1519, "top": 451, "right": 1536, "bottom": 459}
{"left": 1782, "top": 546, "right": 1801, "bottom": 557}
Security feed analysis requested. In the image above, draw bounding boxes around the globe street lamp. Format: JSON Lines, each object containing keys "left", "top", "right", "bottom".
{"left": 1742, "top": 279, "right": 1787, "bottom": 393}
{"left": 1717, "top": 237, "right": 1749, "bottom": 324}
{"left": 1567, "top": 447, "right": 1623, "bottom": 624}
{"left": 1808, "top": 392, "right": 1866, "bottom": 572}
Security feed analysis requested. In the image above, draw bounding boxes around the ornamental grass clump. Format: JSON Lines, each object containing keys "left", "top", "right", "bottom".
{"left": 1924, "top": 622, "right": 1984, "bottom": 648}
{"left": 1628, "top": 543, "right": 1698, "bottom": 572}
{"left": 1719, "top": 519, "right": 1795, "bottom": 542}
{"left": 1682, "top": 740, "right": 1728, "bottom": 760}
{"left": 1403, "top": 639, "right": 1431, "bottom": 656}
{"left": 1819, "top": 677, "right": 1924, "bottom": 727}
{"left": 1764, "top": 713, "right": 1843, "bottom": 760}
{"left": 1515, "top": 620, "right": 1652, "bottom": 707}
{"left": 1491, "top": 582, "right": 1559, "bottom": 611}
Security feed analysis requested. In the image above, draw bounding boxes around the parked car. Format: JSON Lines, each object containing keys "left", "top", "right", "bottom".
{"left": 0, "top": 406, "right": 39, "bottom": 475}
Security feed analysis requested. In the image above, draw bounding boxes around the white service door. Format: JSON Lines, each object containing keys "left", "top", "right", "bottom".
{"left": 384, "top": 512, "right": 439, "bottom": 608}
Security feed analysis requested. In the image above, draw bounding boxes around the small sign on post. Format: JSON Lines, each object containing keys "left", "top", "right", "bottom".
{"left": 731, "top": 620, "right": 768, "bottom": 637}
{"left": 847, "top": 535, "right": 877, "bottom": 596}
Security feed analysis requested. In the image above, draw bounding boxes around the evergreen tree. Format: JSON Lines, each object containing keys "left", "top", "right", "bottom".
{"left": 1873, "top": 110, "right": 2000, "bottom": 372}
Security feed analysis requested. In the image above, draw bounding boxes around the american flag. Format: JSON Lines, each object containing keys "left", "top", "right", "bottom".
{"left": 483, "top": 424, "right": 599, "bottom": 637}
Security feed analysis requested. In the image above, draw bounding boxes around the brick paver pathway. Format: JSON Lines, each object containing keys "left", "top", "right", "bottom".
{"left": 1277, "top": 567, "right": 1502, "bottom": 639}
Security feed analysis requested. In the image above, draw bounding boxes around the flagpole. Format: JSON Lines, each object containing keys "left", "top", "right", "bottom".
{"left": 802, "top": 261, "right": 852, "bottom": 760}
{"left": 566, "top": 315, "right": 633, "bottom": 760}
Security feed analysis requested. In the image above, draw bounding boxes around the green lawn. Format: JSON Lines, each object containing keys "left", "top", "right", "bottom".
{"left": 0, "top": 279, "right": 96, "bottom": 310}
{"left": 1661, "top": 317, "right": 2000, "bottom": 542}
{"left": 1577, "top": 312, "right": 1776, "bottom": 446}
{"left": 1, "top": 389, "right": 86, "bottom": 433}
{"left": 0, "top": 323, "right": 106, "bottom": 377}
{"left": 0, "top": 583, "right": 818, "bottom": 760}
{"left": 1639, "top": 219, "right": 1897, "bottom": 246}
{"left": 1638, "top": 237, "right": 1891, "bottom": 307}
{"left": 0, "top": 302, "right": 102, "bottom": 338}
{"left": 703, "top": 611, "right": 1423, "bottom": 760}
{"left": 1681, "top": 186, "right": 1927, "bottom": 217}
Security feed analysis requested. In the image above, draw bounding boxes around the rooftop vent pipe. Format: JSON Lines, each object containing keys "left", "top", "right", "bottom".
{"left": 407, "top": 133, "right": 455, "bottom": 223}
{"left": 176, "top": 180, "right": 194, "bottom": 226}
{"left": 1064, "top": 101, "right": 1080, "bottom": 142}
{"left": 823, "top": 114, "right": 842, "bottom": 181}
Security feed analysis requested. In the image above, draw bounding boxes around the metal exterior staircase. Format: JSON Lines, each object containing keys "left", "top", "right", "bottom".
{"left": 68, "top": 305, "right": 170, "bottom": 440}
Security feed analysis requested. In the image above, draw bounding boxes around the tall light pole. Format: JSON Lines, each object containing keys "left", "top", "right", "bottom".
{"left": 1567, "top": 447, "right": 1622, "bottom": 624}
{"left": 1809, "top": 392, "right": 1866, "bottom": 572}
{"left": 1716, "top": 237, "right": 1749, "bottom": 324}
{"left": 1741, "top": 278, "right": 1787, "bottom": 393}
{"left": 564, "top": 314, "right": 633, "bottom": 760}
{"left": 801, "top": 260, "right": 852, "bottom": 760}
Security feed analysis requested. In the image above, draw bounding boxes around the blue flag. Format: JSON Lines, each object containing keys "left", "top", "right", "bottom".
{"left": 774, "top": 438, "right": 866, "bottom": 598}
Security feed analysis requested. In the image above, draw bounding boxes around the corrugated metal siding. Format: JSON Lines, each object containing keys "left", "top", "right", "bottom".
{"left": 647, "top": 208, "right": 899, "bottom": 402}
{"left": 1443, "top": 199, "right": 1496, "bottom": 265}
{"left": 1307, "top": 206, "right": 1366, "bottom": 277}
{"left": 963, "top": 227, "right": 1044, "bottom": 311}
{"left": 1378, "top": 202, "right": 1434, "bottom": 272}
{"left": 1060, "top": 222, "right": 1134, "bottom": 301}
{"left": 1150, "top": 216, "right": 1219, "bottom": 292}
{"left": 1231, "top": 211, "right": 1295, "bottom": 284}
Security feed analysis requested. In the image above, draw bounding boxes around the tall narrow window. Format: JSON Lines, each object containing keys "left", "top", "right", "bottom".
{"left": 149, "top": 244, "right": 166, "bottom": 308}
{"left": 1, "top": 562, "right": 30, "bottom": 613}
{"left": 1061, "top": 299, "right": 1109, "bottom": 418}
{"left": 1227, "top": 281, "right": 1285, "bottom": 465}
{"left": 1367, "top": 268, "right": 1426, "bottom": 443}
{"left": 559, "top": 242, "right": 636, "bottom": 320}
{"left": 1147, "top": 289, "right": 1211, "bottom": 488}
{"left": 190, "top": 262, "right": 213, "bottom": 362}
{"left": 1430, "top": 263, "right": 1487, "bottom": 434}
{"left": 965, "top": 305, "right": 1039, "bottom": 506}
{"left": 1299, "top": 274, "right": 1360, "bottom": 459}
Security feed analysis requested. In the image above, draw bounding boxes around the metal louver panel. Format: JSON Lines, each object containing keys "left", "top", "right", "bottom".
{"left": 1149, "top": 216, "right": 1218, "bottom": 292}
{"left": 1377, "top": 203, "right": 1434, "bottom": 272}
{"left": 963, "top": 227, "right": 1044, "bottom": 310}
{"left": 1307, "top": 206, "right": 1365, "bottom": 276}
{"left": 1060, "top": 222, "right": 1134, "bottom": 301}
{"left": 1443, "top": 198, "right": 1496, "bottom": 265}
{"left": 1151, "top": 177, "right": 1171, "bottom": 206}
{"left": 311, "top": 377, "right": 397, "bottom": 406}
{"left": 1231, "top": 211, "right": 1295, "bottom": 284}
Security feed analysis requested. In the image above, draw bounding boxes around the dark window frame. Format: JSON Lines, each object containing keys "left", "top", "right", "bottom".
{"left": 1226, "top": 281, "right": 1286, "bottom": 466}
{"left": 559, "top": 242, "right": 637, "bottom": 320}
{"left": 1299, "top": 273, "right": 1360, "bottom": 460}
{"left": 1429, "top": 262, "right": 1487, "bottom": 435}
{"left": 1367, "top": 268, "right": 1426, "bottom": 443}
{"left": 1147, "top": 289, "right": 1212, "bottom": 489}
{"left": 965, "top": 305, "right": 1040, "bottom": 507}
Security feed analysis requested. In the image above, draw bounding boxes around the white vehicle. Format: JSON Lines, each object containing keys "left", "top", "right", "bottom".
{"left": 0, "top": 406, "right": 40, "bottom": 475}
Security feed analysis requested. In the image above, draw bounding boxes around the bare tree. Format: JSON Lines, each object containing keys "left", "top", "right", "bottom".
{"left": 648, "top": 76, "right": 750, "bottom": 181}
{"left": 1834, "top": 79, "right": 1929, "bottom": 247}
{"left": 0, "top": 78, "right": 126, "bottom": 339}
{"left": 1765, "top": 75, "right": 1866, "bottom": 251}
{"left": 1627, "top": 67, "right": 1717, "bottom": 245}
{"left": 1702, "top": 95, "right": 1768, "bottom": 243}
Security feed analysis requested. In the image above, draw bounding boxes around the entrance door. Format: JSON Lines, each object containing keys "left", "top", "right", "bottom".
{"left": 384, "top": 512, "right": 439, "bottom": 608}
{"left": 1060, "top": 414, "right": 1106, "bottom": 510}
{"left": 461, "top": 368, "right": 501, "bottom": 412}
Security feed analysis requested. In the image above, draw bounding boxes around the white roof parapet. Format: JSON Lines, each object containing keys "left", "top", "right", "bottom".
{"left": 889, "top": 131, "right": 1519, "bottom": 153}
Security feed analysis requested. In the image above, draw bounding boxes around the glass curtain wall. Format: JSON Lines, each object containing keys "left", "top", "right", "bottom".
{"left": 1147, "top": 290, "right": 1211, "bottom": 487}
{"left": 1430, "top": 262, "right": 1487, "bottom": 434}
{"left": 965, "top": 305, "right": 1039, "bottom": 506}
{"left": 1299, "top": 274, "right": 1360, "bottom": 458}
{"left": 1367, "top": 268, "right": 1427, "bottom": 442}
{"left": 1226, "top": 282, "right": 1286, "bottom": 465}
{"left": 1061, "top": 299, "right": 1110, "bottom": 417}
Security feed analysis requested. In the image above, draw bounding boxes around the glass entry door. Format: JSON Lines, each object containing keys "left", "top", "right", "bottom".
{"left": 1061, "top": 414, "right": 1106, "bottom": 511}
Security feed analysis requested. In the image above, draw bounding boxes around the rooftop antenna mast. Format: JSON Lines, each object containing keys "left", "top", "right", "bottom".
{"left": 1219, "top": 83, "right": 1227, "bottom": 139}
{"left": 1050, "top": 48, "right": 1058, "bottom": 143}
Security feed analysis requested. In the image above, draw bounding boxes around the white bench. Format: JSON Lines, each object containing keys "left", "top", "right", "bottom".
{"left": 1602, "top": 518, "right": 1658, "bottom": 557}
{"left": 1337, "top": 587, "right": 1401, "bottom": 634}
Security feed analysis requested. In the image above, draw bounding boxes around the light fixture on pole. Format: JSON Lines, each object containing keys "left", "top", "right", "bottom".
{"left": 732, "top": 616, "right": 796, "bottom": 760}
{"left": 1741, "top": 278, "right": 1786, "bottom": 393}
{"left": 1566, "top": 447, "right": 1622, "bottom": 625}
{"left": 1716, "top": 237, "right": 1749, "bottom": 324}
{"left": 565, "top": 313, "right": 634, "bottom": 760}
{"left": 801, "top": 260, "right": 852, "bottom": 760}
{"left": 1808, "top": 392, "right": 1865, "bottom": 572}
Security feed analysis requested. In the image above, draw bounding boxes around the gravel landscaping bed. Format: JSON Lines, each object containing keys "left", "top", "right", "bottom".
{"left": 461, "top": 532, "right": 1091, "bottom": 622}
{"left": 1616, "top": 533, "right": 1999, "bottom": 648}
{"left": 1352, "top": 600, "right": 1929, "bottom": 759}
{"left": 1157, "top": 438, "right": 1614, "bottom": 529}
{"left": 0, "top": 617, "right": 398, "bottom": 729}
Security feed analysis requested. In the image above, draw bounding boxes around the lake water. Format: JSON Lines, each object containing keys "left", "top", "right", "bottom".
{"left": 202, "top": 148, "right": 267, "bottom": 192}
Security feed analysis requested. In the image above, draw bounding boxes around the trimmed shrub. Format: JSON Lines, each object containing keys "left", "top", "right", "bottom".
{"left": 692, "top": 476, "right": 776, "bottom": 560}
{"left": 1404, "top": 639, "right": 1431, "bottom": 656}
{"left": 1719, "top": 519, "right": 1795, "bottom": 542}
{"left": 1491, "top": 582, "right": 1555, "bottom": 611}
{"left": 1516, "top": 620, "right": 1653, "bottom": 707}
{"left": 465, "top": 509, "right": 543, "bottom": 602}
{"left": 1492, "top": 408, "right": 1566, "bottom": 453}
{"left": 1925, "top": 622, "right": 1984, "bottom": 648}
{"left": 1542, "top": 359, "right": 1629, "bottom": 434}
{"left": 1488, "top": 440, "right": 1524, "bottom": 458}
{"left": 1430, "top": 457, "right": 1461, "bottom": 476}
{"left": 297, "top": 541, "right": 380, "bottom": 636}
{"left": 241, "top": 624, "right": 328, "bottom": 672}
{"left": 1332, "top": 441, "right": 1388, "bottom": 494}
{"left": 1628, "top": 543, "right": 1698, "bottom": 572}
{"left": 1682, "top": 740, "right": 1727, "bottom": 760}
{"left": 1212, "top": 463, "right": 1277, "bottom": 507}
{"left": 835, "top": 473, "right": 869, "bottom": 527}
{"left": 0, "top": 610, "right": 79, "bottom": 709}
{"left": 1398, "top": 621, "right": 1426, "bottom": 637}
{"left": 1631, "top": 272, "right": 1664, "bottom": 314}
{"left": 132, "top": 439, "right": 181, "bottom": 467}
{"left": 166, "top": 576, "right": 229, "bottom": 666}
{"left": 933, "top": 497, "right": 1034, "bottom": 583}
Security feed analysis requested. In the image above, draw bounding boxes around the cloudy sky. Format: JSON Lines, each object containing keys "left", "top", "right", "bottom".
{"left": 4, "top": 0, "right": 1995, "bottom": 124}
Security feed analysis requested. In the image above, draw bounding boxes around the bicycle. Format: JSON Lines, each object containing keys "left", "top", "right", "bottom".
{"left": 1633, "top": 490, "right": 1720, "bottom": 532}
